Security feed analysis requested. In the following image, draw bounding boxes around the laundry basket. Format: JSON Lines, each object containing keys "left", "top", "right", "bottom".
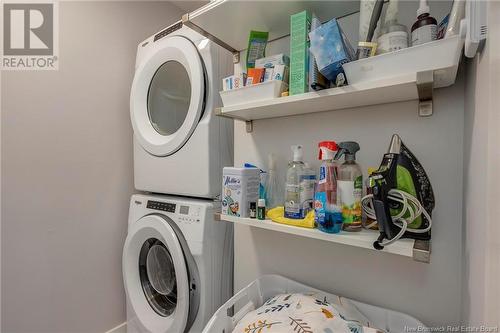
{"left": 202, "top": 275, "right": 425, "bottom": 333}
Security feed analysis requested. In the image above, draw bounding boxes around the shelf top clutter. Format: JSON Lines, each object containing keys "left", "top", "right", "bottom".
{"left": 183, "top": 0, "right": 360, "bottom": 52}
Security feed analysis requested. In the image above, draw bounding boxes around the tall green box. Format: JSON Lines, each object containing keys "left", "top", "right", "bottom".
{"left": 290, "top": 10, "right": 311, "bottom": 95}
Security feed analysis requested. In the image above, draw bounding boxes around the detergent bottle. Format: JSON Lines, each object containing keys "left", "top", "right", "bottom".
{"left": 335, "top": 142, "right": 363, "bottom": 231}
{"left": 284, "top": 145, "right": 306, "bottom": 219}
{"left": 315, "top": 141, "right": 343, "bottom": 233}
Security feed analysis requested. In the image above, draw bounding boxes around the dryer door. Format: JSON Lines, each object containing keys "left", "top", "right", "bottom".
{"left": 130, "top": 36, "right": 205, "bottom": 157}
{"left": 123, "top": 214, "right": 196, "bottom": 333}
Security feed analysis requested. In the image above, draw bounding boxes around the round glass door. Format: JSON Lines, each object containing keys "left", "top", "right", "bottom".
{"left": 130, "top": 36, "right": 205, "bottom": 157}
{"left": 148, "top": 61, "right": 192, "bottom": 136}
{"left": 139, "top": 238, "right": 177, "bottom": 317}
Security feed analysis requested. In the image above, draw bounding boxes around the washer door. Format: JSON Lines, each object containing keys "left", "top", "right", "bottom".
{"left": 123, "top": 215, "right": 192, "bottom": 333}
{"left": 130, "top": 36, "right": 205, "bottom": 157}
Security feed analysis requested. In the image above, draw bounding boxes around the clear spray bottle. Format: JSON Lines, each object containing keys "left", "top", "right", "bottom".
{"left": 335, "top": 142, "right": 363, "bottom": 231}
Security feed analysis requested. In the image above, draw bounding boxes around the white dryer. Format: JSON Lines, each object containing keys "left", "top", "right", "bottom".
{"left": 130, "top": 22, "right": 233, "bottom": 198}
{"left": 123, "top": 194, "right": 233, "bottom": 333}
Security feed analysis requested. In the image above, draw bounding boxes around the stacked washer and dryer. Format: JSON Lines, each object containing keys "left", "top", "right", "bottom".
{"left": 122, "top": 21, "right": 234, "bottom": 333}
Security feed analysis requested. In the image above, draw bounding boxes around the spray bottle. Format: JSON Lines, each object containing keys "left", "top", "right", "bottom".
{"left": 315, "top": 141, "right": 343, "bottom": 233}
{"left": 335, "top": 142, "right": 363, "bottom": 231}
{"left": 284, "top": 145, "right": 306, "bottom": 219}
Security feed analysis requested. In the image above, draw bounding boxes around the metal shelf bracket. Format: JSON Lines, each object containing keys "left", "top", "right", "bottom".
{"left": 413, "top": 239, "right": 431, "bottom": 263}
{"left": 245, "top": 120, "right": 253, "bottom": 133}
{"left": 417, "top": 71, "right": 434, "bottom": 117}
{"left": 214, "top": 108, "right": 253, "bottom": 133}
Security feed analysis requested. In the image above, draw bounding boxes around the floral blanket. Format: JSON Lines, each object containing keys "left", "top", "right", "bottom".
{"left": 232, "top": 293, "right": 385, "bottom": 333}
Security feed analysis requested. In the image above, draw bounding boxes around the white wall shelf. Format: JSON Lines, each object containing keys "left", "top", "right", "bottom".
{"left": 215, "top": 34, "right": 464, "bottom": 124}
{"left": 215, "top": 213, "right": 431, "bottom": 263}
{"left": 182, "top": 0, "right": 360, "bottom": 53}
{"left": 216, "top": 73, "right": 421, "bottom": 121}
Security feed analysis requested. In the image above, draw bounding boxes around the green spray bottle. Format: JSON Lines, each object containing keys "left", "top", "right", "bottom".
{"left": 335, "top": 142, "right": 363, "bottom": 231}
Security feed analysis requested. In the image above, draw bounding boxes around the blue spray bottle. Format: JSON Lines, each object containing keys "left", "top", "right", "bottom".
{"left": 315, "top": 141, "right": 343, "bottom": 233}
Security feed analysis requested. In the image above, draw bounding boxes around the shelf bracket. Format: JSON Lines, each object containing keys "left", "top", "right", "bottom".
{"left": 245, "top": 120, "right": 253, "bottom": 133}
{"left": 416, "top": 71, "right": 434, "bottom": 117}
{"left": 413, "top": 240, "right": 431, "bottom": 263}
{"left": 214, "top": 108, "right": 253, "bottom": 132}
{"left": 232, "top": 52, "right": 240, "bottom": 64}
{"left": 182, "top": 14, "right": 239, "bottom": 54}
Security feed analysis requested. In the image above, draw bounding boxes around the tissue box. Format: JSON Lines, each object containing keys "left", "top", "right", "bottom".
{"left": 309, "top": 19, "right": 355, "bottom": 84}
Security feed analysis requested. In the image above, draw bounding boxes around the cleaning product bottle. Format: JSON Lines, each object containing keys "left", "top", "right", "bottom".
{"left": 284, "top": 145, "right": 306, "bottom": 219}
{"left": 315, "top": 141, "right": 343, "bottom": 233}
{"left": 300, "top": 163, "right": 316, "bottom": 216}
{"left": 376, "top": 0, "right": 408, "bottom": 54}
{"left": 335, "top": 142, "right": 363, "bottom": 231}
{"left": 265, "top": 153, "right": 281, "bottom": 210}
{"left": 411, "top": 0, "right": 437, "bottom": 46}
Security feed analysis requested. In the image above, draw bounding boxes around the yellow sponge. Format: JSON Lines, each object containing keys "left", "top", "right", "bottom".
{"left": 267, "top": 206, "right": 315, "bottom": 229}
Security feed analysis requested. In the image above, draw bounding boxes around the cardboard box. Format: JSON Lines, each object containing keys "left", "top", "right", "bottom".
{"left": 247, "top": 68, "right": 265, "bottom": 85}
{"left": 272, "top": 64, "right": 289, "bottom": 83}
{"left": 255, "top": 53, "right": 290, "bottom": 69}
{"left": 290, "top": 10, "right": 311, "bottom": 95}
{"left": 309, "top": 19, "right": 355, "bottom": 85}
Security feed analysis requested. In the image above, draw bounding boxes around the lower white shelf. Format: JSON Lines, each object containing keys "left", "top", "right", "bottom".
{"left": 217, "top": 213, "right": 430, "bottom": 262}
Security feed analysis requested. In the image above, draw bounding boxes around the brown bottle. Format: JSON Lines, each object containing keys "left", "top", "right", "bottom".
{"left": 411, "top": 0, "right": 437, "bottom": 46}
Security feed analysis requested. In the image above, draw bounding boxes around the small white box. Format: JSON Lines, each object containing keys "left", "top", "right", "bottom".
{"left": 255, "top": 53, "right": 290, "bottom": 68}
{"left": 222, "top": 167, "right": 260, "bottom": 218}
{"left": 219, "top": 80, "right": 288, "bottom": 107}
{"left": 272, "top": 64, "right": 289, "bottom": 82}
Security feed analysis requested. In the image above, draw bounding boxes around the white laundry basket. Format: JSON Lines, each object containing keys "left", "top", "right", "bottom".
{"left": 202, "top": 275, "right": 426, "bottom": 333}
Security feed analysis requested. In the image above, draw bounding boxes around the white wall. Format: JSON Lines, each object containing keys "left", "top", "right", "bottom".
{"left": 462, "top": 1, "right": 500, "bottom": 326}
{"left": 1, "top": 2, "right": 182, "bottom": 332}
{"left": 234, "top": 1, "right": 465, "bottom": 327}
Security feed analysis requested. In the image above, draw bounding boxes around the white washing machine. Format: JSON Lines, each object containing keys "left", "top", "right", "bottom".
{"left": 123, "top": 194, "right": 233, "bottom": 333}
{"left": 130, "top": 21, "right": 233, "bottom": 198}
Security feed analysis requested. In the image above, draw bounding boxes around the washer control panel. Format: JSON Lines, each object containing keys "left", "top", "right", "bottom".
{"left": 146, "top": 200, "right": 202, "bottom": 224}
{"left": 146, "top": 200, "right": 176, "bottom": 213}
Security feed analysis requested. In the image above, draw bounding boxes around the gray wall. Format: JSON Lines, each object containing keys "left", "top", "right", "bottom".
{"left": 462, "top": 1, "right": 500, "bottom": 326}
{"left": 233, "top": 1, "right": 465, "bottom": 327}
{"left": 1, "top": 2, "right": 182, "bottom": 332}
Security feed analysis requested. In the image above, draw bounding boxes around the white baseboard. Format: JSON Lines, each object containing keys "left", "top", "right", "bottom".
{"left": 105, "top": 322, "right": 126, "bottom": 333}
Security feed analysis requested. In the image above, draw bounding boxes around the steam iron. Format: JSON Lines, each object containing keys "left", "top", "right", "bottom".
{"left": 365, "top": 134, "right": 435, "bottom": 250}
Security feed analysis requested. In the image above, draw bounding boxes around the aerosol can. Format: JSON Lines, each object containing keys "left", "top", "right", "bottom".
{"left": 335, "top": 142, "right": 363, "bottom": 231}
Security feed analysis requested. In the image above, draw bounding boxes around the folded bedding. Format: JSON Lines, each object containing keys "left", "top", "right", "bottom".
{"left": 232, "top": 292, "right": 385, "bottom": 333}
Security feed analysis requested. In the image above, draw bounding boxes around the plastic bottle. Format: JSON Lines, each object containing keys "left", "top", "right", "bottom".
{"left": 284, "top": 145, "right": 306, "bottom": 219}
{"left": 300, "top": 163, "right": 317, "bottom": 217}
{"left": 265, "top": 154, "right": 281, "bottom": 210}
{"left": 335, "top": 142, "right": 363, "bottom": 232}
{"left": 411, "top": 0, "right": 437, "bottom": 46}
{"left": 376, "top": 0, "right": 408, "bottom": 55}
{"left": 257, "top": 199, "right": 266, "bottom": 220}
{"left": 315, "top": 141, "right": 343, "bottom": 233}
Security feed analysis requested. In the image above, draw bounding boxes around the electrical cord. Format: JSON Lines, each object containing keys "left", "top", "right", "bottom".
{"left": 361, "top": 189, "right": 432, "bottom": 247}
